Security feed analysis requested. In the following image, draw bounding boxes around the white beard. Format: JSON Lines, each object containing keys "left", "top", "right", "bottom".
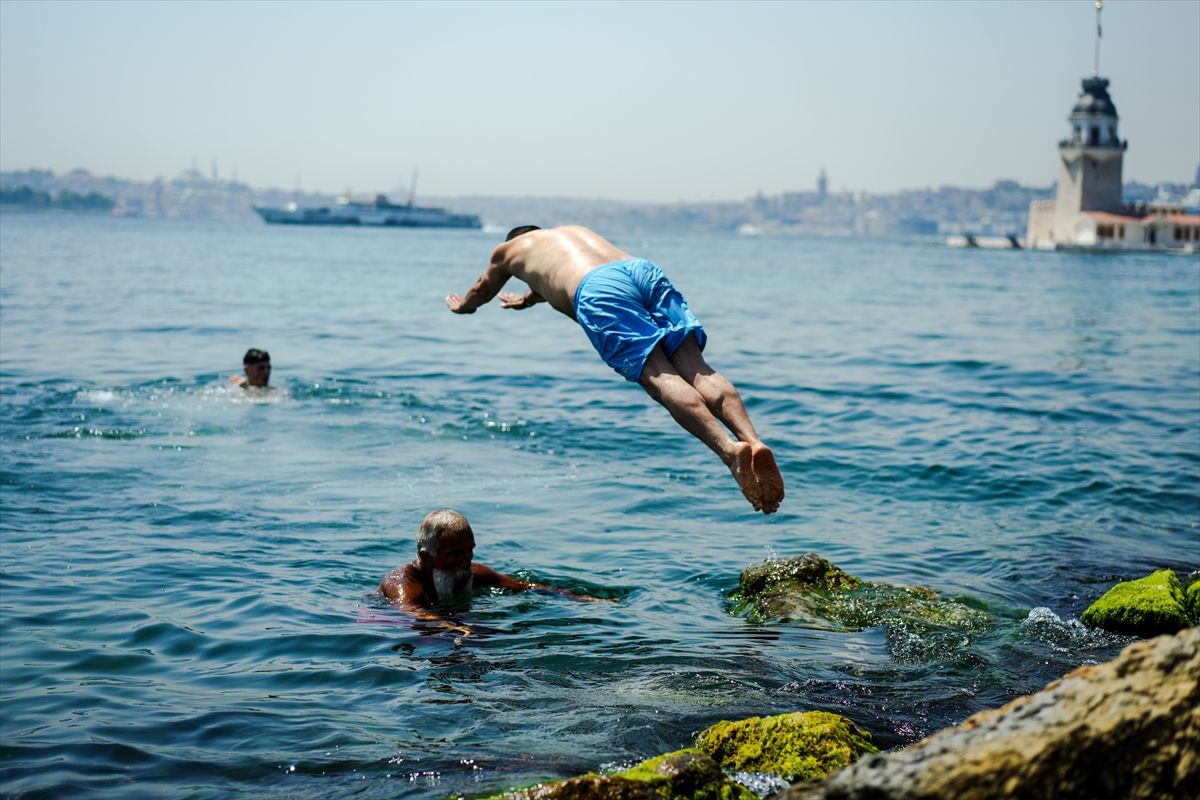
{"left": 431, "top": 568, "right": 473, "bottom": 602}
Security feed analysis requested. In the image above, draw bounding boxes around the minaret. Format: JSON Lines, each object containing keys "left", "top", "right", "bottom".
{"left": 1053, "top": 0, "right": 1126, "bottom": 235}
{"left": 817, "top": 168, "right": 828, "bottom": 203}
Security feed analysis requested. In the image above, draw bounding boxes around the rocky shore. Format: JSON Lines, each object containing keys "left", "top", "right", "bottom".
{"left": 783, "top": 626, "right": 1199, "bottom": 800}
{"left": 476, "top": 556, "right": 1200, "bottom": 800}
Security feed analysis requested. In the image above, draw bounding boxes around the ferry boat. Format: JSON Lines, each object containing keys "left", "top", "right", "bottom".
{"left": 254, "top": 192, "right": 481, "bottom": 229}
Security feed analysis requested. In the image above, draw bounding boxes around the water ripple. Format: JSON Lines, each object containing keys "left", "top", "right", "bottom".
{"left": 2, "top": 220, "right": 1196, "bottom": 799}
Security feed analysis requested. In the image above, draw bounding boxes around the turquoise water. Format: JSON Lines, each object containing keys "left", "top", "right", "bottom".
{"left": 1, "top": 214, "right": 1197, "bottom": 798}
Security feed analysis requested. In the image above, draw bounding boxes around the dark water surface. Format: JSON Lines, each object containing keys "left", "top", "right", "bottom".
{"left": 2, "top": 214, "right": 1198, "bottom": 798}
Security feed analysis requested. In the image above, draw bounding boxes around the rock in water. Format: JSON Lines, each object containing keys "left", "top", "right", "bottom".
{"left": 730, "top": 555, "right": 991, "bottom": 663}
{"left": 697, "top": 711, "right": 878, "bottom": 782}
{"left": 482, "top": 749, "right": 755, "bottom": 800}
{"left": 1081, "top": 569, "right": 1191, "bottom": 636}
{"left": 736, "top": 554, "right": 864, "bottom": 597}
{"left": 779, "top": 627, "right": 1200, "bottom": 800}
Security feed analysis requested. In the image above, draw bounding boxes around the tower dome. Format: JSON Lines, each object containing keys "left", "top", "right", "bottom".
{"left": 1065, "top": 76, "right": 1125, "bottom": 149}
{"left": 1072, "top": 76, "right": 1119, "bottom": 117}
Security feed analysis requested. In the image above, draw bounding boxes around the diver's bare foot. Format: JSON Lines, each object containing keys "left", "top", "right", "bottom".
{"left": 730, "top": 442, "right": 762, "bottom": 511}
{"left": 751, "top": 445, "right": 784, "bottom": 514}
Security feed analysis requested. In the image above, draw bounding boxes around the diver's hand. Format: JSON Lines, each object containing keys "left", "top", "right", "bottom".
{"left": 499, "top": 292, "right": 539, "bottom": 310}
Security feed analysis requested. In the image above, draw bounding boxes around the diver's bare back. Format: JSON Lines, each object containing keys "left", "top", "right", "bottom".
{"left": 503, "top": 226, "right": 631, "bottom": 317}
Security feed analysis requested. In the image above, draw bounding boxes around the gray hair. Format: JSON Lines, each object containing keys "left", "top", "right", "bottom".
{"left": 417, "top": 509, "right": 470, "bottom": 556}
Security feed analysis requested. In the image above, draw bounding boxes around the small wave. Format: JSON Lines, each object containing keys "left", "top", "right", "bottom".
{"left": 1018, "top": 606, "right": 1126, "bottom": 652}
{"left": 829, "top": 356, "right": 997, "bottom": 373}
{"left": 44, "top": 426, "right": 145, "bottom": 440}
{"left": 731, "top": 771, "right": 791, "bottom": 797}
{"left": 75, "top": 388, "right": 122, "bottom": 405}
{"left": 73, "top": 381, "right": 291, "bottom": 410}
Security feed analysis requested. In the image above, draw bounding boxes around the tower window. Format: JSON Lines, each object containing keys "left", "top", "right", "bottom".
{"left": 1088, "top": 126, "right": 1099, "bottom": 145}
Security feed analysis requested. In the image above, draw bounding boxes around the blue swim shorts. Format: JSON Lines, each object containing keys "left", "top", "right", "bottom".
{"left": 573, "top": 258, "right": 707, "bottom": 382}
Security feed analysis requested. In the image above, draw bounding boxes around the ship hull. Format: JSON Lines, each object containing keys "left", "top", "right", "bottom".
{"left": 254, "top": 204, "right": 481, "bottom": 229}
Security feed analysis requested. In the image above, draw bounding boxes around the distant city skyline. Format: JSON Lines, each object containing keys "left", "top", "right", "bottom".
{"left": 1, "top": 0, "right": 1197, "bottom": 203}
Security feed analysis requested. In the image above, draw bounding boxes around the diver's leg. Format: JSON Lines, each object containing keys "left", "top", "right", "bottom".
{"left": 667, "top": 335, "right": 762, "bottom": 445}
{"left": 638, "top": 344, "right": 762, "bottom": 512}
{"left": 666, "top": 336, "right": 784, "bottom": 513}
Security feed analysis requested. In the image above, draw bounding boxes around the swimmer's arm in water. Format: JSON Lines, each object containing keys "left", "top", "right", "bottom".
{"left": 228, "top": 374, "right": 248, "bottom": 387}
{"left": 446, "top": 251, "right": 513, "bottom": 314}
{"left": 498, "top": 291, "right": 544, "bottom": 310}
{"left": 472, "top": 563, "right": 614, "bottom": 603}
{"left": 378, "top": 570, "right": 473, "bottom": 637}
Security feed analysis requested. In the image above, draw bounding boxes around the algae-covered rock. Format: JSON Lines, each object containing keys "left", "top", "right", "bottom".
{"left": 481, "top": 749, "right": 754, "bottom": 800}
{"left": 736, "top": 554, "right": 863, "bottom": 598}
{"left": 1081, "top": 569, "right": 1190, "bottom": 636}
{"left": 782, "top": 626, "right": 1200, "bottom": 800}
{"left": 1186, "top": 579, "right": 1200, "bottom": 625}
{"left": 618, "top": 749, "right": 755, "bottom": 799}
{"left": 729, "top": 555, "right": 991, "bottom": 658}
{"left": 697, "top": 711, "right": 877, "bottom": 782}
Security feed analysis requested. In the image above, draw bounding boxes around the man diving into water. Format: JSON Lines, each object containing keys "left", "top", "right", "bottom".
{"left": 445, "top": 225, "right": 784, "bottom": 514}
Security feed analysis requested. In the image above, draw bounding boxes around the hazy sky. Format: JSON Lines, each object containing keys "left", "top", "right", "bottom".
{"left": 1, "top": 0, "right": 1197, "bottom": 202}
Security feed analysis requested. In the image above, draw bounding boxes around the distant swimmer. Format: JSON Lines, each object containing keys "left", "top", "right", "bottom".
{"left": 446, "top": 225, "right": 784, "bottom": 514}
{"left": 229, "top": 348, "right": 272, "bottom": 389}
{"left": 378, "top": 509, "right": 609, "bottom": 628}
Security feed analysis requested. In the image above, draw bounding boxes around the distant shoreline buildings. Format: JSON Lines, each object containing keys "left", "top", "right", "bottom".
{"left": 5, "top": 0, "right": 1198, "bottom": 242}
{"left": 2, "top": 163, "right": 1195, "bottom": 239}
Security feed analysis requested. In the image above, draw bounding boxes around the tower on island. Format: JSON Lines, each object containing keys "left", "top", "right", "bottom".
{"left": 1055, "top": 76, "right": 1126, "bottom": 216}
{"left": 1026, "top": 1, "right": 1199, "bottom": 251}
{"left": 1026, "top": 75, "right": 1128, "bottom": 247}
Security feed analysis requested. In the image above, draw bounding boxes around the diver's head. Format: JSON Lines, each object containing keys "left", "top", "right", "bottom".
{"left": 505, "top": 225, "right": 541, "bottom": 242}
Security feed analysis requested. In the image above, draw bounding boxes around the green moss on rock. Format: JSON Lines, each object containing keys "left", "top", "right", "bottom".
{"left": 479, "top": 749, "right": 755, "bottom": 800}
{"left": 728, "top": 556, "right": 991, "bottom": 661}
{"left": 1187, "top": 580, "right": 1200, "bottom": 625}
{"left": 696, "top": 711, "right": 878, "bottom": 782}
{"left": 1081, "top": 569, "right": 1189, "bottom": 636}
{"left": 736, "top": 553, "right": 863, "bottom": 599}
{"left": 616, "top": 749, "right": 755, "bottom": 800}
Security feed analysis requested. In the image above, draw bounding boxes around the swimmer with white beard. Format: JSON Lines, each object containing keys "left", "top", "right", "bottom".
{"left": 378, "top": 509, "right": 609, "bottom": 634}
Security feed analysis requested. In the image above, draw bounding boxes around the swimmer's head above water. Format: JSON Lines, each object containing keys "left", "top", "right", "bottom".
{"left": 416, "top": 509, "right": 476, "bottom": 600}
{"left": 230, "top": 347, "right": 271, "bottom": 389}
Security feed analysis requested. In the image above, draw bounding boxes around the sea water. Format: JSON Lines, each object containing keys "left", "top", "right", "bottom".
{"left": 1, "top": 213, "right": 1197, "bottom": 798}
